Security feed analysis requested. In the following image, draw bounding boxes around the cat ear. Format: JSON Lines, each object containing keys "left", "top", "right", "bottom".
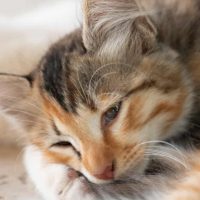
{"left": 0, "top": 74, "right": 35, "bottom": 129}
{"left": 0, "top": 74, "right": 32, "bottom": 110}
{"left": 82, "top": 0, "right": 157, "bottom": 58}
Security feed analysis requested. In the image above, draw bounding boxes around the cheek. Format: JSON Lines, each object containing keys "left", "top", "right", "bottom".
{"left": 105, "top": 135, "right": 147, "bottom": 177}
{"left": 104, "top": 90, "right": 188, "bottom": 176}
{"left": 120, "top": 90, "right": 187, "bottom": 141}
{"left": 115, "top": 144, "right": 147, "bottom": 176}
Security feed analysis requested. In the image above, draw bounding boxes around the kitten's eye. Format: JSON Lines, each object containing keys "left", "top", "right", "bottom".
{"left": 51, "top": 141, "right": 72, "bottom": 148}
{"left": 51, "top": 141, "right": 81, "bottom": 158}
{"left": 103, "top": 102, "right": 122, "bottom": 127}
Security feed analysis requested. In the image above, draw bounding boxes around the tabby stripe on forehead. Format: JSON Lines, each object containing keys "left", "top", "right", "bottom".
{"left": 42, "top": 48, "right": 78, "bottom": 113}
{"left": 42, "top": 49, "right": 66, "bottom": 109}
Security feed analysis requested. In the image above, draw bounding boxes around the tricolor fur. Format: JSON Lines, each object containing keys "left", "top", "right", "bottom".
{"left": 1, "top": 0, "right": 200, "bottom": 199}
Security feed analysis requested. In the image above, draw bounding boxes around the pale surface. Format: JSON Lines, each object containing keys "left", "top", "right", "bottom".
{"left": 0, "top": 146, "right": 42, "bottom": 200}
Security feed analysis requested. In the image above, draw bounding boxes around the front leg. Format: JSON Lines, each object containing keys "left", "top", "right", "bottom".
{"left": 23, "top": 145, "right": 96, "bottom": 200}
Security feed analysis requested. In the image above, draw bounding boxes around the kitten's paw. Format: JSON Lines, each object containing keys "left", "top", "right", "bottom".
{"left": 23, "top": 146, "right": 96, "bottom": 200}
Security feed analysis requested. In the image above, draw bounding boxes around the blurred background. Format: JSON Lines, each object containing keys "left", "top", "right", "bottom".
{"left": 0, "top": 0, "right": 81, "bottom": 199}
{"left": 0, "top": 0, "right": 82, "bottom": 75}
{"left": 0, "top": 0, "right": 80, "bottom": 16}
{"left": 0, "top": 0, "right": 82, "bottom": 144}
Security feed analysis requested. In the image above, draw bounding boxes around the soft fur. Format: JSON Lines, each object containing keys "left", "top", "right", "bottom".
{"left": 1, "top": 0, "right": 200, "bottom": 200}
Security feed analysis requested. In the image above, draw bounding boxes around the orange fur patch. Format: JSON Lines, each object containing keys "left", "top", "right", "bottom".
{"left": 123, "top": 95, "right": 144, "bottom": 132}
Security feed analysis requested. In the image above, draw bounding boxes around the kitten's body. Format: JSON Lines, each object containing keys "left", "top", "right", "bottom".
{"left": 1, "top": 0, "right": 200, "bottom": 200}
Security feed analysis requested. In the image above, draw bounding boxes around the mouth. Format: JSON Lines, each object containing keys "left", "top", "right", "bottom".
{"left": 70, "top": 169, "right": 137, "bottom": 188}
{"left": 68, "top": 168, "right": 114, "bottom": 186}
{"left": 65, "top": 167, "right": 157, "bottom": 199}
{"left": 67, "top": 158, "right": 150, "bottom": 188}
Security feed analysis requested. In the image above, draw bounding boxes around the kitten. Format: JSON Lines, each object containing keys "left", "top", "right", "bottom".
{"left": 0, "top": 0, "right": 200, "bottom": 199}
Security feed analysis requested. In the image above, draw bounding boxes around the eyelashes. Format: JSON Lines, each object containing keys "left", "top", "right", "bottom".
{"left": 51, "top": 141, "right": 72, "bottom": 148}
{"left": 51, "top": 122, "right": 81, "bottom": 157}
{"left": 50, "top": 140, "right": 81, "bottom": 158}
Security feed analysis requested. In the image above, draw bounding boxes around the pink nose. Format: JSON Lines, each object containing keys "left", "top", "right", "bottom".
{"left": 94, "top": 165, "right": 114, "bottom": 180}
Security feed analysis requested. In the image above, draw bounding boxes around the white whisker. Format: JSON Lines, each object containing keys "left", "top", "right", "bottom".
{"left": 76, "top": 71, "right": 89, "bottom": 104}
{"left": 138, "top": 140, "right": 187, "bottom": 160}
{"left": 144, "top": 151, "right": 188, "bottom": 169}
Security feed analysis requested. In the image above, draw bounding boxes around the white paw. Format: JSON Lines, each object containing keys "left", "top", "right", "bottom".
{"left": 23, "top": 146, "right": 96, "bottom": 200}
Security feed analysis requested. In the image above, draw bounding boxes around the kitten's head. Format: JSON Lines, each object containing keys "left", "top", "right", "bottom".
{"left": 0, "top": 0, "right": 193, "bottom": 184}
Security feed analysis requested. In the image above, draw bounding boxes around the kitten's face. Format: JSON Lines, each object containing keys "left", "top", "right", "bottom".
{"left": 0, "top": 0, "right": 194, "bottom": 186}
{"left": 28, "top": 48, "right": 191, "bottom": 184}
{"left": 0, "top": 38, "right": 192, "bottom": 185}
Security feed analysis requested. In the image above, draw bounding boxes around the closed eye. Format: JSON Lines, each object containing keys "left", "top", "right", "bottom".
{"left": 51, "top": 121, "right": 81, "bottom": 158}
{"left": 50, "top": 141, "right": 81, "bottom": 158}
{"left": 51, "top": 141, "right": 72, "bottom": 148}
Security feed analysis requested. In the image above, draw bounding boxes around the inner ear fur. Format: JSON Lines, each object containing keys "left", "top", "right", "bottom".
{"left": 0, "top": 73, "right": 38, "bottom": 129}
{"left": 82, "top": 0, "right": 157, "bottom": 59}
{"left": 0, "top": 74, "right": 33, "bottom": 110}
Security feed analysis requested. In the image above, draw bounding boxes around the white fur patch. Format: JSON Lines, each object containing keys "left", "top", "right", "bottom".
{"left": 24, "top": 145, "right": 95, "bottom": 200}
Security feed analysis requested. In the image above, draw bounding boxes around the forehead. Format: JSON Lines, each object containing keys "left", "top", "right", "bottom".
{"left": 40, "top": 51, "right": 137, "bottom": 113}
{"left": 73, "top": 57, "right": 137, "bottom": 94}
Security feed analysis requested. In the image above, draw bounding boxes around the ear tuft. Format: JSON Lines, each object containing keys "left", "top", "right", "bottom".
{"left": 82, "top": 0, "right": 157, "bottom": 58}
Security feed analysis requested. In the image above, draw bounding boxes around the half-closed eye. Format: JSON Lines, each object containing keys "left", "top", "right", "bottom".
{"left": 50, "top": 140, "right": 81, "bottom": 158}
{"left": 50, "top": 141, "right": 72, "bottom": 148}
{"left": 102, "top": 101, "right": 122, "bottom": 127}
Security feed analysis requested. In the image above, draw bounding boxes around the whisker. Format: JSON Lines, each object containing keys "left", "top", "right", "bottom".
{"left": 1, "top": 107, "right": 47, "bottom": 119}
{"left": 93, "top": 72, "right": 117, "bottom": 95}
{"left": 0, "top": 94, "right": 43, "bottom": 112}
{"left": 71, "top": 77, "right": 86, "bottom": 102}
{"left": 77, "top": 71, "right": 90, "bottom": 104}
{"left": 88, "top": 63, "right": 115, "bottom": 96}
{"left": 144, "top": 151, "right": 188, "bottom": 169}
{"left": 138, "top": 140, "right": 187, "bottom": 160}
